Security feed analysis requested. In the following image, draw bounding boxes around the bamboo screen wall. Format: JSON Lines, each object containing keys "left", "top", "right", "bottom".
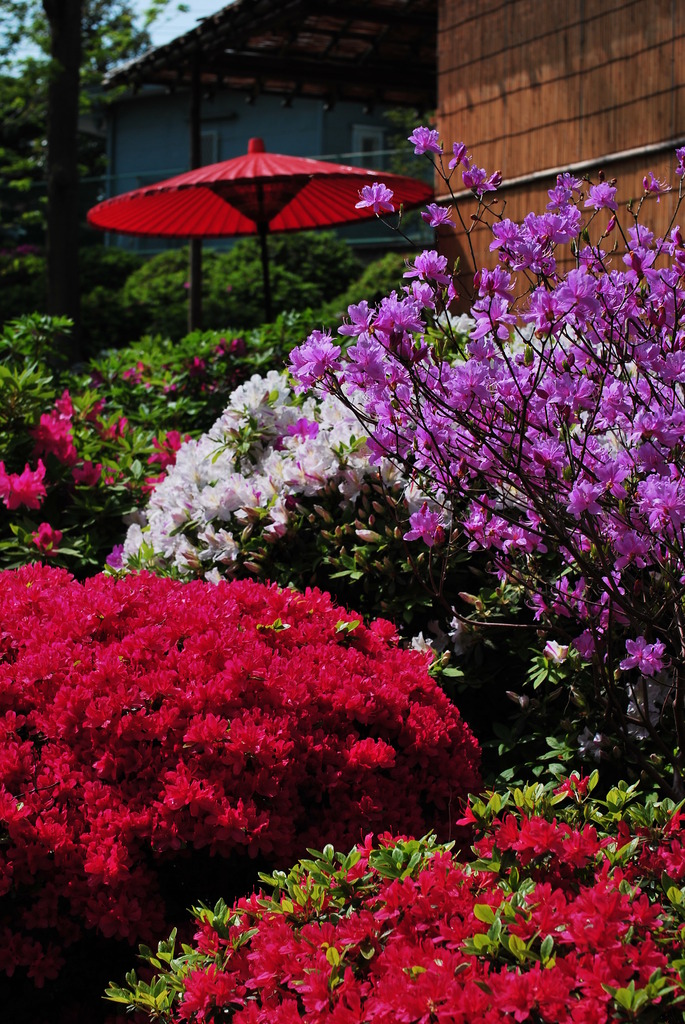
{"left": 436, "top": 0, "right": 685, "bottom": 290}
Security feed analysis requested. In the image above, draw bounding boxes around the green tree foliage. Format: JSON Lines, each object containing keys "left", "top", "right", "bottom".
{"left": 0, "top": 68, "right": 48, "bottom": 245}
{"left": 121, "top": 231, "right": 365, "bottom": 337}
{"left": 0, "top": 0, "right": 161, "bottom": 224}
{"left": 0, "top": 1, "right": 169, "bottom": 354}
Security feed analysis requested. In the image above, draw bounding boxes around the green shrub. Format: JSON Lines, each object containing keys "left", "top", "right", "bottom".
{"left": 0, "top": 245, "right": 44, "bottom": 324}
{"left": 85, "top": 311, "right": 318, "bottom": 434}
{"left": 0, "top": 245, "right": 144, "bottom": 355}
{"left": 79, "top": 246, "right": 145, "bottom": 352}
{"left": 0, "top": 316, "right": 155, "bottom": 573}
{"left": 234, "top": 230, "right": 364, "bottom": 302}
{"left": 121, "top": 231, "right": 364, "bottom": 337}
{"left": 0, "top": 314, "right": 312, "bottom": 575}
{"left": 319, "top": 251, "right": 409, "bottom": 327}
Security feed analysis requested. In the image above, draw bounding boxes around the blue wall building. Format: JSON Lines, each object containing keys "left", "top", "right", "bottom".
{"left": 99, "top": 0, "right": 436, "bottom": 259}
{"left": 103, "top": 88, "right": 416, "bottom": 253}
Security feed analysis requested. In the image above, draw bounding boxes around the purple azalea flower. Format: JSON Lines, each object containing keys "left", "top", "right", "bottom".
{"left": 285, "top": 417, "right": 320, "bottom": 440}
{"left": 448, "top": 142, "right": 470, "bottom": 170}
{"left": 403, "top": 502, "right": 446, "bottom": 547}
{"left": 612, "top": 529, "right": 651, "bottom": 570}
{"left": 642, "top": 172, "right": 672, "bottom": 202}
{"left": 525, "top": 285, "right": 561, "bottom": 333}
{"left": 408, "top": 126, "right": 442, "bottom": 155}
{"left": 409, "top": 279, "right": 438, "bottom": 312}
{"left": 463, "top": 165, "right": 501, "bottom": 196}
{"left": 628, "top": 224, "right": 655, "bottom": 249}
{"left": 404, "top": 249, "right": 451, "bottom": 285}
{"left": 523, "top": 208, "right": 581, "bottom": 246}
{"left": 289, "top": 330, "right": 341, "bottom": 390}
{"left": 355, "top": 182, "right": 395, "bottom": 215}
{"left": 490, "top": 219, "right": 522, "bottom": 252}
{"left": 345, "top": 336, "right": 388, "bottom": 385}
{"left": 546, "top": 184, "right": 572, "bottom": 211}
{"left": 554, "top": 267, "right": 600, "bottom": 321}
{"left": 620, "top": 636, "right": 667, "bottom": 677}
{"left": 636, "top": 475, "right": 685, "bottom": 532}
{"left": 676, "top": 146, "right": 685, "bottom": 178}
{"left": 338, "top": 300, "right": 374, "bottom": 338}
{"left": 470, "top": 294, "right": 517, "bottom": 341}
{"left": 557, "top": 172, "right": 583, "bottom": 192}
{"left": 475, "top": 266, "right": 515, "bottom": 301}
{"left": 374, "top": 293, "right": 425, "bottom": 336}
{"left": 573, "top": 631, "right": 599, "bottom": 661}
{"left": 666, "top": 226, "right": 683, "bottom": 253}
{"left": 106, "top": 544, "right": 124, "bottom": 569}
{"left": 584, "top": 182, "right": 618, "bottom": 212}
{"left": 421, "top": 203, "right": 455, "bottom": 228}
{"left": 567, "top": 479, "right": 603, "bottom": 518}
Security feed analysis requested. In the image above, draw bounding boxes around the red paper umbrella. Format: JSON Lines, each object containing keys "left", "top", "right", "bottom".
{"left": 87, "top": 137, "right": 433, "bottom": 321}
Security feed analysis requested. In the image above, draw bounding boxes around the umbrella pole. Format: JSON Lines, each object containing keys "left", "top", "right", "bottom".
{"left": 189, "top": 239, "right": 202, "bottom": 332}
{"left": 258, "top": 223, "right": 273, "bottom": 322}
{"left": 188, "top": 52, "right": 202, "bottom": 333}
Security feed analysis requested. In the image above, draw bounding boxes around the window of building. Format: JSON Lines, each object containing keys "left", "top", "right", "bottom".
{"left": 201, "top": 131, "right": 219, "bottom": 166}
{"left": 351, "top": 125, "right": 386, "bottom": 170}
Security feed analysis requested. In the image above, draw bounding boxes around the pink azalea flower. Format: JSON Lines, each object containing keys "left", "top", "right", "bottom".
{"left": 5, "top": 460, "right": 47, "bottom": 510}
{"left": 30, "top": 409, "right": 78, "bottom": 466}
{"left": 147, "top": 431, "right": 189, "bottom": 470}
{"left": 72, "top": 461, "right": 103, "bottom": 487}
{"left": 31, "top": 522, "right": 63, "bottom": 555}
{"left": 0, "top": 462, "right": 11, "bottom": 505}
{"left": 54, "top": 390, "right": 74, "bottom": 417}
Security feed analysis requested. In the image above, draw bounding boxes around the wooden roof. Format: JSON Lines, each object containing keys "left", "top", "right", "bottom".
{"left": 104, "top": 0, "right": 436, "bottom": 110}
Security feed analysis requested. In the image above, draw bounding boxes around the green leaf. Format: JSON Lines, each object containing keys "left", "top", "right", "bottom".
{"left": 473, "top": 903, "right": 496, "bottom": 925}
{"left": 335, "top": 619, "right": 360, "bottom": 634}
{"left": 506, "top": 934, "right": 526, "bottom": 960}
{"left": 255, "top": 618, "right": 291, "bottom": 632}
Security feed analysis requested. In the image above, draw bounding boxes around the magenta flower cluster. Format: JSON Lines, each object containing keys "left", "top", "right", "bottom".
{"left": 291, "top": 137, "right": 685, "bottom": 785}
{"left": 0, "top": 458, "right": 46, "bottom": 510}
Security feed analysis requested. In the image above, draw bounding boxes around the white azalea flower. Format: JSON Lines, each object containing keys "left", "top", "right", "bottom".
{"left": 123, "top": 370, "right": 410, "bottom": 577}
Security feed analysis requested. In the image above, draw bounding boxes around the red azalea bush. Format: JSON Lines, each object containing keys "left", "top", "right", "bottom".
{"left": 0, "top": 563, "right": 479, "bottom": 1013}
{"left": 110, "top": 774, "right": 685, "bottom": 1024}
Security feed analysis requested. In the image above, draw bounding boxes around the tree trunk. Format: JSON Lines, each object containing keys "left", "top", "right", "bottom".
{"left": 188, "top": 49, "right": 202, "bottom": 333}
{"left": 43, "top": 0, "right": 82, "bottom": 362}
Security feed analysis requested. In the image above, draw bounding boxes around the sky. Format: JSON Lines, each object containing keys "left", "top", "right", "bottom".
{"left": 7, "top": 1, "right": 229, "bottom": 65}
{"left": 139, "top": 1, "right": 228, "bottom": 48}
